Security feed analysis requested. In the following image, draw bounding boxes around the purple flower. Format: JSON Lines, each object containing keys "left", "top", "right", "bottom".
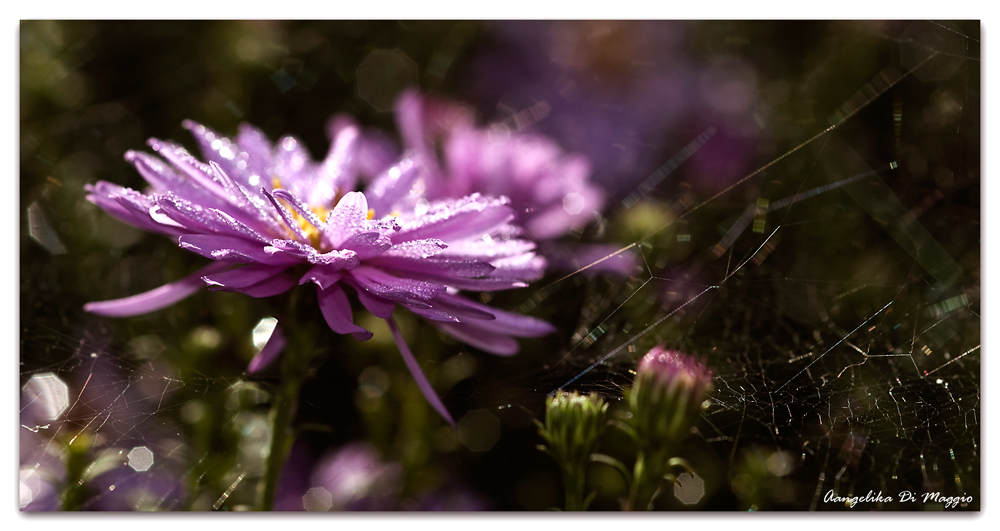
{"left": 396, "top": 90, "right": 605, "bottom": 240}
{"left": 636, "top": 345, "right": 713, "bottom": 391}
{"left": 306, "top": 442, "right": 401, "bottom": 511}
{"left": 345, "top": 90, "right": 637, "bottom": 275}
{"left": 280, "top": 440, "right": 489, "bottom": 511}
{"left": 84, "top": 120, "right": 555, "bottom": 424}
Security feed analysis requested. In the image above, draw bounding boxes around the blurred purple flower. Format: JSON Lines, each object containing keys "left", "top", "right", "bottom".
{"left": 344, "top": 90, "right": 637, "bottom": 275}
{"left": 396, "top": 90, "right": 605, "bottom": 241}
{"left": 306, "top": 442, "right": 402, "bottom": 511}
{"left": 84, "top": 120, "right": 554, "bottom": 424}
{"left": 278, "top": 439, "right": 489, "bottom": 511}
{"left": 466, "top": 22, "right": 693, "bottom": 192}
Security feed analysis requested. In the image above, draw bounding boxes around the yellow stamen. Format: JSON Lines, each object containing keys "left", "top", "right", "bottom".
{"left": 269, "top": 176, "right": 334, "bottom": 249}
{"left": 287, "top": 207, "right": 322, "bottom": 249}
{"left": 367, "top": 208, "right": 375, "bottom": 220}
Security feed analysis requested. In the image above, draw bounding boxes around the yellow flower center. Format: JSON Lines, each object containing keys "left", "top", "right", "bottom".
{"left": 269, "top": 179, "right": 388, "bottom": 249}
{"left": 272, "top": 176, "right": 328, "bottom": 248}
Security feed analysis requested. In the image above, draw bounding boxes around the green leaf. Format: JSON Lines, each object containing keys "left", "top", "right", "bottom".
{"left": 590, "top": 452, "right": 632, "bottom": 485}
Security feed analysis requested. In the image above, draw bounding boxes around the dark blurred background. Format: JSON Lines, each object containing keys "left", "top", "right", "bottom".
{"left": 20, "top": 21, "right": 979, "bottom": 511}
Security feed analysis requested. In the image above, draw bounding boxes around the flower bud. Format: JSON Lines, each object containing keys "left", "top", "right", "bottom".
{"left": 628, "top": 345, "right": 713, "bottom": 450}
{"left": 538, "top": 391, "right": 608, "bottom": 471}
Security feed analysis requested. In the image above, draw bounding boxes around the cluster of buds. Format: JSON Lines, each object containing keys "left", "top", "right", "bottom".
{"left": 628, "top": 344, "right": 714, "bottom": 450}
{"left": 536, "top": 347, "right": 712, "bottom": 510}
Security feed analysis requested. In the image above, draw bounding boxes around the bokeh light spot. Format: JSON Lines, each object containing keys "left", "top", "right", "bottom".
{"left": 766, "top": 450, "right": 795, "bottom": 477}
{"left": 302, "top": 487, "right": 332, "bottom": 511}
{"left": 457, "top": 409, "right": 500, "bottom": 452}
{"left": 562, "top": 192, "right": 585, "bottom": 215}
{"left": 673, "top": 472, "right": 705, "bottom": 505}
{"left": 127, "top": 446, "right": 155, "bottom": 472}
{"left": 19, "top": 468, "right": 38, "bottom": 508}
{"left": 27, "top": 202, "right": 66, "bottom": 255}
{"left": 22, "top": 373, "right": 69, "bottom": 421}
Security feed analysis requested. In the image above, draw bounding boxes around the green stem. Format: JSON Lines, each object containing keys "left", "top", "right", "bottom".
{"left": 256, "top": 356, "right": 303, "bottom": 510}
{"left": 256, "top": 290, "right": 317, "bottom": 511}
{"left": 624, "top": 450, "right": 646, "bottom": 511}
{"left": 60, "top": 431, "right": 92, "bottom": 510}
{"left": 563, "top": 465, "right": 587, "bottom": 511}
{"left": 625, "top": 447, "right": 671, "bottom": 511}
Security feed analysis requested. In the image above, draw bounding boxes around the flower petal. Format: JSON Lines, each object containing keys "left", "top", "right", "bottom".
{"left": 343, "top": 279, "right": 396, "bottom": 319}
{"left": 487, "top": 253, "right": 547, "bottom": 281}
{"left": 417, "top": 276, "right": 527, "bottom": 292}
{"left": 85, "top": 182, "right": 186, "bottom": 237}
{"left": 434, "top": 322, "right": 520, "bottom": 357}
{"left": 317, "top": 283, "right": 373, "bottom": 341}
{"left": 435, "top": 238, "right": 534, "bottom": 260}
{"left": 236, "top": 123, "right": 275, "bottom": 182}
{"left": 182, "top": 120, "right": 246, "bottom": 182}
{"left": 425, "top": 295, "right": 496, "bottom": 322}
{"left": 202, "top": 264, "right": 290, "bottom": 289}
{"left": 261, "top": 187, "right": 311, "bottom": 243}
{"left": 435, "top": 293, "right": 555, "bottom": 337}
{"left": 391, "top": 194, "right": 514, "bottom": 244}
{"left": 387, "top": 317, "right": 454, "bottom": 425}
{"left": 382, "top": 239, "right": 449, "bottom": 259}
{"left": 364, "top": 156, "right": 422, "bottom": 215}
{"left": 349, "top": 266, "right": 446, "bottom": 302}
{"left": 84, "top": 262, "right": 231, "bottom": 317}
{"left": 299, "top": 266, "right": 343, "bottom": 290}
{"left": 368, "top": 256, "right": 495, "bottom": 279}
{"left": 148, "top": 137, "right": 229, "bottom": 199}
{"left": 154, "top": 193, "right": 270, "bottom": 242}
{"left": 323, "top": 191, "right": 370, "bottom": 248}
{"left": 340, "top": 231, "right": 393, "bottom": 260}
{"left": 312, "top": 124, "right": 359, "bottom": 205}
{"left": 267, "top": 240, "right": 360, "bottom": 269}
{"left": 327, "top": 114, "right": 399, "bottom": 181}
{"left": 272, "top": 188, "right": 325, "bottom": 234}
{"left": 230, "top": 273, "right": 297, "bottom": 298}
{"left": 179, "top": 234, "right": 300, "bottom": 265}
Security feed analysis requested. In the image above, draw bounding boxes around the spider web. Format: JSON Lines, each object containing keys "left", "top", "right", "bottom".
{"left": 18, "top": 20, "right": 980, "bottom": 511}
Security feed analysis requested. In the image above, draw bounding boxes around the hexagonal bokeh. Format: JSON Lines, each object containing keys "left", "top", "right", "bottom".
{"left": 356, "top": 49, "right": 418, "bottom": 112}
{"left": 22, "top": 373, "right": 70, "bottom": 421}
{"left": 673, "top": 472, "right": 705, "bottom": 505}
{"left": 127, "top": 446, "right": 155, "bottom": 472}
{"left": 27, "top": 202, "right": 65, "bottom": 255}
{"left": 302, "top": 487, "right": 333, "bottom": 512}
{"left": 900, "top": 21, "right": 966, "bottom": 82}
{"left": 20, "top": 468, "right": 41, "bottom": 509}
{"left": 457, "top": 409, "right": 500, "bottom": 452}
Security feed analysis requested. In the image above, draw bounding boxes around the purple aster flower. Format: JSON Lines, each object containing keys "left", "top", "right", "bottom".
{"left": 396, "top": 89, "right": 605, "bottom": 240}
{"left": 344, "top": 90, "right": 637, "bottom": 275}
{"left": 84, "top": 120, "right": 555, "bottom": 424}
